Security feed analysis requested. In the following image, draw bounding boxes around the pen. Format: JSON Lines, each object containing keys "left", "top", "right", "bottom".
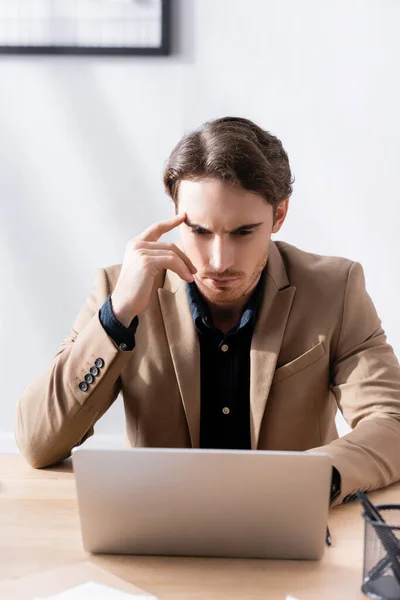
{"left": 326, "top": 526, "right": 332, "bottom": 546}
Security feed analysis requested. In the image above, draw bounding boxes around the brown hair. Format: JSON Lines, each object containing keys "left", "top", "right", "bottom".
{"left": 163, "top": 116, "right": 294, "bottom": 210}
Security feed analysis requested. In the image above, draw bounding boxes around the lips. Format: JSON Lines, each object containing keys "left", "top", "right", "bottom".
{"left": 208, "top": 278, "right": 238, "bottom": 286}
{"left": 210, "top": 278, "right": 236, "bottom": 282}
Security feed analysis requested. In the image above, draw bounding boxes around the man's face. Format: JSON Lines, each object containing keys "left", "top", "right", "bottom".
{"left": 177, "top": 178, "right": 287, "bottom": 305}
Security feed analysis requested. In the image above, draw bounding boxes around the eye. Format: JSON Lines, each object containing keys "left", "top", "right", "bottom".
{"left": 234, "top": 230, "right": 254, "bottom": 236}
{"left": 191, "top": 229, "right": 210, "bottom": 235}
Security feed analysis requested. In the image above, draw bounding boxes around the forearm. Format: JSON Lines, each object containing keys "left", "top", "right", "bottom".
{"left": 310, "top": 415, "right": 400, "bottom": 506}
{"left": 15, "top": 312, "right": 132, "bottom": 468}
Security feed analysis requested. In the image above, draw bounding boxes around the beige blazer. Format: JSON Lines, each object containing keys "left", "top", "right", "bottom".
{"left": 15, "top": 241, "right": 400, "bottom": 506}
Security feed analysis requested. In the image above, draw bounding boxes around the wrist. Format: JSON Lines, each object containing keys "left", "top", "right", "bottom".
{"left": 110, "top": 294, "right": 136, "bottom": 328}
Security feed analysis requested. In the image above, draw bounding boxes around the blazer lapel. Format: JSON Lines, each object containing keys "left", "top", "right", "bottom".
{"left": 158, "top": 273, "right": 201, "bottom": 448}
{"left": 250, "top": 242, "right": 296, "bottom": 449}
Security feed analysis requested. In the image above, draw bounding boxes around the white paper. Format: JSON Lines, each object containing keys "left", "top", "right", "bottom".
{"left": 33, "top": 580, "right": 158, "bottom": 600}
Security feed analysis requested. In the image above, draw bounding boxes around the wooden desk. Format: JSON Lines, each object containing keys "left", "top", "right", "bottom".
{"left": 1, "top": 454, "right": 399, "bottom": 600}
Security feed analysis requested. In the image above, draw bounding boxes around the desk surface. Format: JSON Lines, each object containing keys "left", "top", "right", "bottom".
{"left": 1, "top": 454, "right": 399, "bottom": 600}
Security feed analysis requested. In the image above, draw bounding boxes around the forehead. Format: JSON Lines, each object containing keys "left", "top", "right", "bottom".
{"left": 178, "top": 178, "right": 271, "bottom": 221}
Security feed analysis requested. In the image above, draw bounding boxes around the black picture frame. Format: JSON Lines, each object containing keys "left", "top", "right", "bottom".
{"left": 0, "top": 0, "right": 171, "bottom": 56}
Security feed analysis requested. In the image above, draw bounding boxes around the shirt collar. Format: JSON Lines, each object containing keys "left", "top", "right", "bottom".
{"left": 186, "top": 267, "right": 267, "bottom": 334}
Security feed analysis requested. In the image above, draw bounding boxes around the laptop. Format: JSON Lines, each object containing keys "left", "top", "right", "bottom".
{"left": 72, "top": 447, "right": 332, "bottom": 560}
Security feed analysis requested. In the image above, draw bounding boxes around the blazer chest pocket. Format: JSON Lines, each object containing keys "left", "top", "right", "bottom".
{"left": 272, "top": 341, "right": 326, "bottom": 385}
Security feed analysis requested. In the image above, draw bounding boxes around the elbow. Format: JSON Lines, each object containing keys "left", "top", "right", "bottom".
{"left": 21, "top": 451, "right": 55, "bottom": 470}
{"left": 14, "top": 429, "right": 57, "bottom": 469}
{"left": 16, "top": 437, "right": 70, "bottom": 469}
{"left": 14, "top": 404, "right": 68, "bottom": 469}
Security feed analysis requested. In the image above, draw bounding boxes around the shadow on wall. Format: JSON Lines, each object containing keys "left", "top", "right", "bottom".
{"left": 171, "top": 0, "right": 196, "bottom": 62}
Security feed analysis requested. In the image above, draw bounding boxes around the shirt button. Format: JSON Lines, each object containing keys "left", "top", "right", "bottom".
{"left": 79, "top": 381, "right": 89, "bottom": 392}
{"left": 84, "top": 374, "right": 94, "bottom": 384}
{"left": 221, "top": 344, "right": 229, "bottom": 353}
{"left": 119, "top": 343, "right": 128, "bottom": 351}
{"left": 95, "top": 358, "right": 104, "bottom": 368}
{"left": 222, "top": 407, "right": 230, "bottom": 415}
{"left": 90, "top": 366, "right": 99, "bottom": 376}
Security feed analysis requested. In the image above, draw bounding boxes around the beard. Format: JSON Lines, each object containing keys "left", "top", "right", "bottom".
{"left": 194, "top": 253, "right": 268, "bottom": 306}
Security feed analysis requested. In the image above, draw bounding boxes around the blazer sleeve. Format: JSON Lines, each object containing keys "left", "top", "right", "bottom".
{"left": 310, "top": 261, "right": 400, "bottom": 505}
{"left": 15, "top": 268, "right": 134, "bottom": 468}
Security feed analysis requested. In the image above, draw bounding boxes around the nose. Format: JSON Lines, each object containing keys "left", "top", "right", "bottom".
{"left": 209, "top": 236, "right": 234, "bottom": 273}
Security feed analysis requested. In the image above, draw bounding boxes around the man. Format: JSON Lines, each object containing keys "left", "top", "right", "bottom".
{"left": 16, "top": 116, "right": 400, "bottom": 506}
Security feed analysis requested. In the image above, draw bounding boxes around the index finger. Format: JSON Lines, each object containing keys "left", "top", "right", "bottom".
{"left": 139, "top": 212, "right": 187, "bottom": 242}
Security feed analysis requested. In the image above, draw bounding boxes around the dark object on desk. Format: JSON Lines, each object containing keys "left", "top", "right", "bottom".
{"left": 325, "top": 468, "right": 341, "bottom": 548}
{"left": 357, "top": 491, "right": 400, "bottom": 600}
{"left": 326, "top": 526, "right": 332, "bottom": 547}
{"left": 330, "top": 466, "right": 341, "bottom": 503}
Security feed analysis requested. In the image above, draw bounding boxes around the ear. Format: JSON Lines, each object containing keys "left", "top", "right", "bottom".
{"left": 272, "top": 199, "right": 289, "bottom": 234}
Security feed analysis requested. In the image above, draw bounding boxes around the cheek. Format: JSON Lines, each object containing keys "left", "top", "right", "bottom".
{"left": 243, "top": 238, "right": 269, "bottom": 267}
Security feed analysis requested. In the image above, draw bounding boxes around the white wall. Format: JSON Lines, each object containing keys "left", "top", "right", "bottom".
{"left": 1, "top": 0, "right": 399, "bottom": 450}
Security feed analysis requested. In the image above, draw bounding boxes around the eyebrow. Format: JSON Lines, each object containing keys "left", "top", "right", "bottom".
{"left": 184, "top": 218, "right": 264, "bottom": 233}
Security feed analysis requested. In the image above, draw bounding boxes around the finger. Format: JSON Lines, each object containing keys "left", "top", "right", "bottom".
{"left": 139, "top": 242, "right": 197, "bottom": 274}
{"left": 139, "top": 212, "right": 187, "bottom": 243}
{"left": 147, "top": 254, "right": 194, "bottom": 283}
{"left": 137, "top": 249, "right": 194, "bottom": 280}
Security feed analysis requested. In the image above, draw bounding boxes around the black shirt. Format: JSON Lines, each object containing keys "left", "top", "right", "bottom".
{"left": 186, "top": 270, "right": 266, "bottom": 450}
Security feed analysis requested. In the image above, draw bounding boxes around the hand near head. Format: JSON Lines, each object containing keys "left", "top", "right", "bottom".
{"left": 111, "top": 213, "right": 197, "bottom": 326}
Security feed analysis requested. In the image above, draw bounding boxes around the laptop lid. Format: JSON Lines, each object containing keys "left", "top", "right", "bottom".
{"left": 72, "top": 448, "right": 331, "bottom": 560}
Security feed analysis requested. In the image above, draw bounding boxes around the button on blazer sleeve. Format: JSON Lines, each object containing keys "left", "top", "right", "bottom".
{"left": 310, "top": 261, "right": 400, "bottom": 505}
{"left": 15, "top": 268, "right": 133, "bottom": 468}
